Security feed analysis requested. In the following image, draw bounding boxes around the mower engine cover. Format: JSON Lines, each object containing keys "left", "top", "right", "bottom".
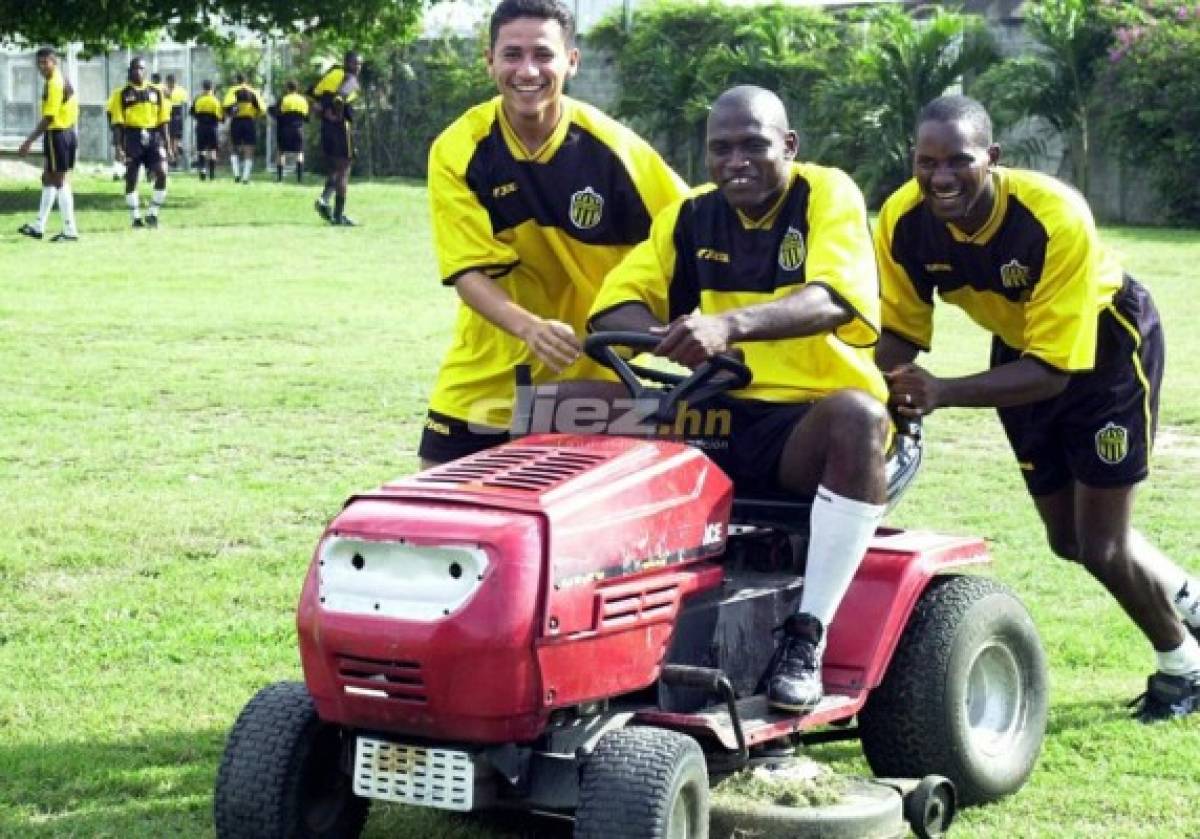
{"left": 297, "top": 434, "right": 732, "bottom": 743}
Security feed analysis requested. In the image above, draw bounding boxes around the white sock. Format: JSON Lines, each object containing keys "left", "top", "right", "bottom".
{"left": 126, "top": 192, "right": 140, "bottom": 220}
{"left": 230, "top": 154, "right": 240, "bottom": 176}
{"left": 148, "top": 188, "right": 166, "bottom": 217}
{"left": 798, "top": 485, "right": 886, "bottom": 627}
{"left": 58, "top": 183, "right": 76, "bottom": 235}
{"left": 1132, "top": 531, "right": 1200, "bottom": 628}
{"left": 241, "top": 159, "right": 253, "bottom": 180}
{"left": 37, "top": 186, "right": 58, "bottom": 232}
{"left": 1156, "top": 634, "right": 1200, "bottom": 678}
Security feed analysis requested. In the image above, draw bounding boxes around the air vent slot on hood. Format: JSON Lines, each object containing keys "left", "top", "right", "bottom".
{"left": 418, "top": 446, "right": 607, "bottom": 492}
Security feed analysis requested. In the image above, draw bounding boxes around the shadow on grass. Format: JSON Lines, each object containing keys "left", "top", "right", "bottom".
{"left": 0, "top": 726, "right": 227, "bottom": 837}
{"left": 0, "top": 187, "right": 202, "bottom": 213}
{"left": 0, "top": 726, "right": 574, "bottom": 839}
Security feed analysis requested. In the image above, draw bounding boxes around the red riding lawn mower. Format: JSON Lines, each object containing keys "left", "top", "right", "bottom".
{"left": 214, "top": 333, "right": 1049, "bottom": 839}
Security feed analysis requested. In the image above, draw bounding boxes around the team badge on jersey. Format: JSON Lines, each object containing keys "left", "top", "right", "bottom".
{"left": 779, "top": 226, "right": 806, "bottom": 271}
{"left": 1000, "top": 258, "right": 1031, "bottom": 289}
{"left": 1095, "top": 421, "right": 1129, "bottom": 465}
{"left": 569, "top": 186, "right": 604, "bottom": 230}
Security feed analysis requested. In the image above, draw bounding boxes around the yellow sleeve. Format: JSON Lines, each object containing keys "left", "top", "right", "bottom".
{"left": 1023, "top": 200, "right": 1101, "bottom": 371}
{"left": 106, "top": 89, "right": 124, "bottom": 125}
{"left": 158, "top": 90, "right": 172, "bottom": 126}
{"left": 626, "top": 139, "right": 687, "bottom": 221}
{"left": 803, "top": 167, "right": 880, "bottom": 348}
{"left": 222, "top": 89, "right": 235, "bottom": 108}
{"left": 312, "top": 69, "right": 342, "bottom": 97}
{"left": 875, "top": 186, "right": 934, "bottom": 351}
{"left": 42, "top": 73, "right": 64, "bottom": 119}
{"left": 428, "top": 127, "right": 520, "bottom": 285}
{"left": 589, "top": 199, "right": 686, "bottom": 326}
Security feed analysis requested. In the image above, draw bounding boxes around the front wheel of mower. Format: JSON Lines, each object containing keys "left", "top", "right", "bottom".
{"left": 213, "top": 681, "right": 369, "bottom": 839}
{"left": 575, "top": 727, "right": 709, "bottom": 839}
{"left": 859, "top": 575, "right": 1048, "bottom": 806}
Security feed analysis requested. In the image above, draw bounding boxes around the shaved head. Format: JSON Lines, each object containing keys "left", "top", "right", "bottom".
{"left": 709, "top": 85, "right": 790, "bottom": 135}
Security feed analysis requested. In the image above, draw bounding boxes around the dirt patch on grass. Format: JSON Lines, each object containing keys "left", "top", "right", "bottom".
{"left": 1156, "top": 425, "right": 1200, "bottom": 461}
{"left": 0, "top": 158, "right": 42, "bottom": 181}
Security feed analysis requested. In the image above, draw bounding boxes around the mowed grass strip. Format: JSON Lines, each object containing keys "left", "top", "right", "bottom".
{"left": 0, "top": 172, "right": 1197, "bottom": 838}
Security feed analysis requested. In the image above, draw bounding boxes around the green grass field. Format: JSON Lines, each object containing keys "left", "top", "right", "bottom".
{"left": 1, "top": 170, "right": 1197, "bottom": 838}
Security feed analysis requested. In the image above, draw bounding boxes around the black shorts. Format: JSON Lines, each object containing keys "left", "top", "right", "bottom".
{"left": 681, "top": 395, "right": 815, "bottom": 495}
{"left": 123, "top": 129, "right": 165, "bottom": 172}
{"left": 196, "top": 123, "right": 218, "bottom": 152}
{"left": 994, "top": 277, "right": 1164, "bottom": 496}
{"left": 278, "top": 126, "right": 304, "bottom": 154}
{"left": 43, "top": 128, "right": 77, "bottom": 174}
{"left": 321, "top": 119, "right": 353, "bottom": 161}
{"left": 169, "top": 113, "right": 184, "bottom": 139}
{"left": 417, "top": 409, "right": 510, "bottom": 464}
{"left": 230, "top": 117, "right": 256, "bottom": 147}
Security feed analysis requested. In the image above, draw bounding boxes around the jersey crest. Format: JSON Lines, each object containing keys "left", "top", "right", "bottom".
{"left": 779, "top": 226, "right": 806, "bottom": 272}
{"left": 569, "top": 186, "right": 604, "bottom": 230}
{"left": 1000, "top": 258, "right": 1031, "bottom": 290}
{"left": 1095, "top": 421, "right": 1129, "bottom": 465}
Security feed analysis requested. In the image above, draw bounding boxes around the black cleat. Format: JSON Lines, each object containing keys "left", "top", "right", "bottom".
{"left": 146, "top": 215, "right": 159, "bottom": 229}
{"left": 199, "top": 171, "right": 207, "bottom": 181}
{"left": 766, "top": 613, "right": 825, "bottom": 713}
{"left": 330, "top": 214, "right": 357, "bottom": 227}
{"left": 18, "top": 223, "right": 43, "bottom": 240}
{"left": 314, "top": 200, "right": 332, "bottom": 222}
{"left": 1129, "top": 672, "right": 1200, "bottom": 723}
{"left": 50, "top": 232, "right": 78, "bottom": 242}
{"left": 132, "top": 218, "right": 146, "bottom": 229}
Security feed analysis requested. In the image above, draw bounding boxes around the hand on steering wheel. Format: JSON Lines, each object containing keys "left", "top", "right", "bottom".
{"left": 583, "top": 332, "right": 752, "bottom": 424}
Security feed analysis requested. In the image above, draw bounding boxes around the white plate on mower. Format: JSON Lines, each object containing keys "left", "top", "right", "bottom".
{"left": 352, "top": 737, "right": 474, "bottom": 811}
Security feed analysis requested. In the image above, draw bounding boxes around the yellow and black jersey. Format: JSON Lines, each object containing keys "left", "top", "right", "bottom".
{"left": 223, "top": 84, "right": 265, "bottom": 119}
{"left": 275, "top": 92, "right": 310, "bottom": 130}
{"left": 877, "top": 167, "right": 1125, "bottom": 372}
{"left": 42, "top": 68, "right": 78, "bottom": 130}
{"left": 591, "top": 162, "right": 886, "bottom": 404}
{"left": 309, "top": 66, "right": 359, "bottom": 123}
{"left": 427, "top": 95, "right": 687, "bottom": 425}
{"left": 106, "top": 82, "right": 170, "bottom": 129}
{"left": 191, "top": 92, "right": 224, "bottom": 124}
{"left": 167, "top": 85, "right": 188, "bottom": 113}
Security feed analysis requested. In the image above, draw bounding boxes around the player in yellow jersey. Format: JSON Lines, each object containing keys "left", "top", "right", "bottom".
{"left": 164, "top": 73, "right": 189, "bottom": 166}
{"left": 418, "top": 0, "right": 685, "bottom": 466}
{"left": 271, "top": 80, "right": 309, "bottom": 183}
{"left": 223, "top": 73, "right": 266, "bottom": 183}
{"left": 107, "top": 57, "right": 171, "bottom": 229}
{"left": 875, "top": 95, "right": 1200, "bottom": 722}
{"left": 308, "top": 53, "right": 361, "bottom": 224}
{"left": 17, "top": 47, "right": 79, "bottom": 242}
{"left": 587, "top": 86, "right": 889, "bottom": 713}
{"left": 190, "top": 79, "right": 223, "bottom": 181}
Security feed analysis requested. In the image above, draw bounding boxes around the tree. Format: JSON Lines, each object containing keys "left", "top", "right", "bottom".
{"left": 811, "top": 6, "right": 998, "bottom": 204}
{"left": 0, "top": 0, "right": 432, "bottom": 53}
{"left": 589, "top": 0, "right": 847, "bottom": 182}
{"left": 973, "top": 0, "right": 1113, "bottom": 198}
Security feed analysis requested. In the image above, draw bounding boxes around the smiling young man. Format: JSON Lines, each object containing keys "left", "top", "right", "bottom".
{"left": 17, "top": 47, "right": 79, "bottom": 242}
{"left": 418, "top": 0, "right": 686, "bottom": 466}
{"left": 875, "top": 94, "right": 1200, "bottom": 722}
{"left": 588, "top": 85, "right": 890, "bottom": 713}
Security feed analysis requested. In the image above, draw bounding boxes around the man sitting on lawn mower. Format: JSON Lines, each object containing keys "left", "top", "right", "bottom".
{"left": 586, "top": 85, "right": 890, "bottom": 713}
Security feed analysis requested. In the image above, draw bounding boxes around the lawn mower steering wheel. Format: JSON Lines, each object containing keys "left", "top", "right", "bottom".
{"left": 584, "top": 331, "right": 752, "bottom": 424}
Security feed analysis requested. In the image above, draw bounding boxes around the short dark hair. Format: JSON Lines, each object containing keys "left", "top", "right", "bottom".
{"left": 918, "top": 95, "right": 993, "bottom": 146}
{"left": 166, "top": 73, "right": 176, "bottom": 83}
{"left": 35, "top": 47, "right": 56, "bottom": 61}
{"left": 489, "top": 0, "right": 575, "bottom": 48}
{"left": 235, "top": 72, "right": 246, "bottom": 83}
{"left": 202, "top": 79, "right": 213, "bottom": 90}
{"left": 151, "top": 72, "right": 162, "bottom": 83}
{"left": 285, "top": 79, "right": 298, "bottom": 93}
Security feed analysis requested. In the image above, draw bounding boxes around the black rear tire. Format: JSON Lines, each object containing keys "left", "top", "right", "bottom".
{"left": 213, "top": 681, "right": 369, "bottom": 839}
{"left": 859, "top": 575, "right": 1048, "bottom": 805}
{"left": 575, "top": 727, "right": 709, "bottom": 839}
